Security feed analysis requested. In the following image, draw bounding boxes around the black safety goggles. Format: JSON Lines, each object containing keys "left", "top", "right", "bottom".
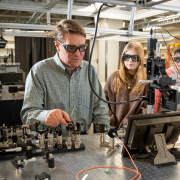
{"left": 174, "top": 57, "right": 180, "bottom": 63}
{"left": 122, "top": 54, "right": 140, "bottom": 62}
{"left": 57, "top": 40, "right": 88, "bottom": 53}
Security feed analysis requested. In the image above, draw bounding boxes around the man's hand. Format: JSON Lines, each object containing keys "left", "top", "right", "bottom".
{"left": 45, "top": 109, "right": 71, "bottom": 127}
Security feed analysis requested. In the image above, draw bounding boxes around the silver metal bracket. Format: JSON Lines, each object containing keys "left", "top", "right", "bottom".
{"left": 106, "top": 138, "right": 116, "bottom": 156}
{"left": 154, "top": 134, "right": 176, "bottom": 166}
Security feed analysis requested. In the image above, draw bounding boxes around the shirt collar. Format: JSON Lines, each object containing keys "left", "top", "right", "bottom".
{"left": 53, "top": 53, "right": 66, "bottom": 71}
{"left": 53, "top": 52, "right": 83, "bottom": 72}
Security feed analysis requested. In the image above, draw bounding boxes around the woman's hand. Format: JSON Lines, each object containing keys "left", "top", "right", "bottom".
{"left": 141, "top": 107, "right": 147, "bottom": 114}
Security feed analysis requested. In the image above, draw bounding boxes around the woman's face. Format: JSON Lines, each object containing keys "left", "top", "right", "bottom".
{"left": 123, "top": 49, "right": 140, "bottom": 71}
{"left": 174, "top": 53, "right": 180, "bottom": 72}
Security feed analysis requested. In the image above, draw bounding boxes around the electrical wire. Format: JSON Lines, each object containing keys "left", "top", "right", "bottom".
{"left": 88, "top": 3, "right": 142, "bottom": 105}
{"left": 160, "top": 26, "right": 180, "bottom": 42}
{"left": 155, "top": 26, "right": 180, "bottom": 75}
{"left": 71, "top": 104, "right": 111, "bottom": 128}
{"left": 76, "top": 136, "right": 141, "bottom": 180}
{"left": 11, "top": 99, "right": 17, "bottom": 125}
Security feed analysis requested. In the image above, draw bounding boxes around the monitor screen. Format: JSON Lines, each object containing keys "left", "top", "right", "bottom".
{"left": 0, "top": 73, "right": 23, "bottom": 84}
{"left": 122, "top": 112, "right": 180, "bottom": 158}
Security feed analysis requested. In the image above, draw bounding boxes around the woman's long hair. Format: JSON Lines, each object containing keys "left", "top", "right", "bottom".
{"left": 113, "top": 42, "right": 146, "bottom": 95}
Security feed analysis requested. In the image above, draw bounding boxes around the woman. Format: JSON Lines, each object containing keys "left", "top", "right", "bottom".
{"left": 104, "top": 42, "right": 147, "bottom": 130}
{"left": 154, "top": 47, "right": 180, "bottom": 113}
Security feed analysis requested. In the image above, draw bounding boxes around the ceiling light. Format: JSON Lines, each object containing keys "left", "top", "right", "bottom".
{"left": 77, "top": 4, "right": 96, "bottom": 12}
{"left": 117, "top": 5, "right": 126, "bottom": 7}
{"left": 151, "top": 14, "right": 177, "bottom": 22}
{"left": 166, "top": 14, "right": 177, "bottom": 18}
{"left": 5, "top": 29, "right": 12, "bottom": 32}
{"left": 151, "top": 18, "right": 162, "bottom": 22}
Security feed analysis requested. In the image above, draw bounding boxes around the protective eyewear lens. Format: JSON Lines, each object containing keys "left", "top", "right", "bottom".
{"left": 174, "top": 57, "right": 180, "bottom": 63}
{"left": 66, "top": 45, "right": 87, "bottom": 52}
{"left": 122, "top": 54, "right": 140, "bottom": 62}
{"left": 57, "top": 41, "right": 88, "bottom": 53}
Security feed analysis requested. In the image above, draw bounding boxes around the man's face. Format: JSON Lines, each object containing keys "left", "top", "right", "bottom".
{"left": 174, "top": 53, "right": 180, "bottom": 71}
{"left": 55, "top": 33, "right": 86, "bottom": 70}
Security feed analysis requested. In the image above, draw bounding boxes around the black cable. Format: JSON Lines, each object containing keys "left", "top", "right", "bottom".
{"left": 88, "top": 3, "right": 142, "bottom": 105}
{"left": 11, "top": 99, "right": 17, "bottom": 124}
{"left": 155, "top": 26, "right": 180, "bottom": 75}
{"left": 160, "top": 26, "right": 180, "bottom": 42}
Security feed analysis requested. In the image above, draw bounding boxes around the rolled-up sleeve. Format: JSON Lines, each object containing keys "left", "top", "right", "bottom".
{"left": 20, "top": 67, "right": 50, "bottom": 126}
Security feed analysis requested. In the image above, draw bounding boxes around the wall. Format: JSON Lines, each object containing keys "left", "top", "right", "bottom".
{"left": 89, "top": 39, "right": 99, "bottom": 75}
{"left": 107, "top": 40, "right": 119, "bottom": 76}
{"left": 90, "top": 18, "right": 123, "bottom": 82}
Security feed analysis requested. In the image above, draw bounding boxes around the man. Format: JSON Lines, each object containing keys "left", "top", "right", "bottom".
{"left": 20, "top": 19, "right": 109, "bottom": 135}
{"left": 154, "top": 47, "right": 180, "bottom": 113}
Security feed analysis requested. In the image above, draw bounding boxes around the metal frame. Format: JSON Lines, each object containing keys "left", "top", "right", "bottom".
{"left": 46, "top": 0, "right": 61, "bottom": 10}
{"left": 67, "top": 0, "right": 73, "bottom": 20}
{"left": 47, "top": 13, "right": 51, "bottom": 25}
{"left": 1, "top": 23, "right": 170, "bottom": 39}
{"left": 105, "top": 40, "right": 108, "bottom": 81}
{"left": 128, "top": 7, "right": 136, "bottom": 35}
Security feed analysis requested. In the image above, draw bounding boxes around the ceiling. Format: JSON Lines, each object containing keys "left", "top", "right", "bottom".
{"left": 0, "top": 0, "right": 180, "bottom": 41}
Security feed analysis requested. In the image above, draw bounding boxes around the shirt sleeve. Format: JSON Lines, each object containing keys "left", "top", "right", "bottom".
{"left": 91, "top": 66, "right": 110, "bottom": 126}
{"left": 153, "top": 89, "right": 162, "bottom": 113}
{"left": 20, "top": 67, "right": 50, "bottom": 127}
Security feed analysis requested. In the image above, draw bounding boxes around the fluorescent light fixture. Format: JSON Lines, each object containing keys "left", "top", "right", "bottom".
{"left": 151, "top": 18, "right": 163, "bottom": 22}
{"left": 166, "top": 14, "right": 177, "bottom": 18}
{"left": 158, "top": 18, "right": 176, "bottom": 22}
{"left": 5, "top": 29, "right": 12, "bottom": 32}
{"left": 151, "top": 14, "right": 177, "bottom": 22}
{"left": 77, "top": 4, "right": 96, "bottom": 12}
{"left": 151, "top": 0, "right": 162, "bottom": 2}
{"left": 117, "top": 5, "right": 126, "bottom": 7}
{"left": 143, "top": 27, "right": 161, "bottom": 31}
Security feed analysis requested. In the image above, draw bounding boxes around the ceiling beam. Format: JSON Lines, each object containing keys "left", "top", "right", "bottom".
{"left": 67, "top": 0, "right": 73, "bottom": 20}
{"left": 46, "top": 0, "right": 61, "bottom": 10}
{"left": 27, "top": 12, "right": 37, "bottom": 24}
{"left": 0, "top": 23, "right": 170, "bottom": 38}
{"left": 146, "top": 0, "right": 171, "bottom": 7}
{"left": 0, "top": 0, "right": 180, "bottom": 15}
{"left": 128, "top": 7, "right": 136, "bottom": 35}
{"left": 0, "top": 10, "right": 10, "bottom": 15}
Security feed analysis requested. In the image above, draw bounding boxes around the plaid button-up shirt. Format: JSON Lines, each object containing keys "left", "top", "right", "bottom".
{"left": 21, "top": 53, "right": 110, "bottom": 135}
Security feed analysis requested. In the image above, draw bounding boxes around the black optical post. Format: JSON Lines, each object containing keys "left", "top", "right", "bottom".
{"left": 141, "top": 29, "right": 176, "bottom": 113}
